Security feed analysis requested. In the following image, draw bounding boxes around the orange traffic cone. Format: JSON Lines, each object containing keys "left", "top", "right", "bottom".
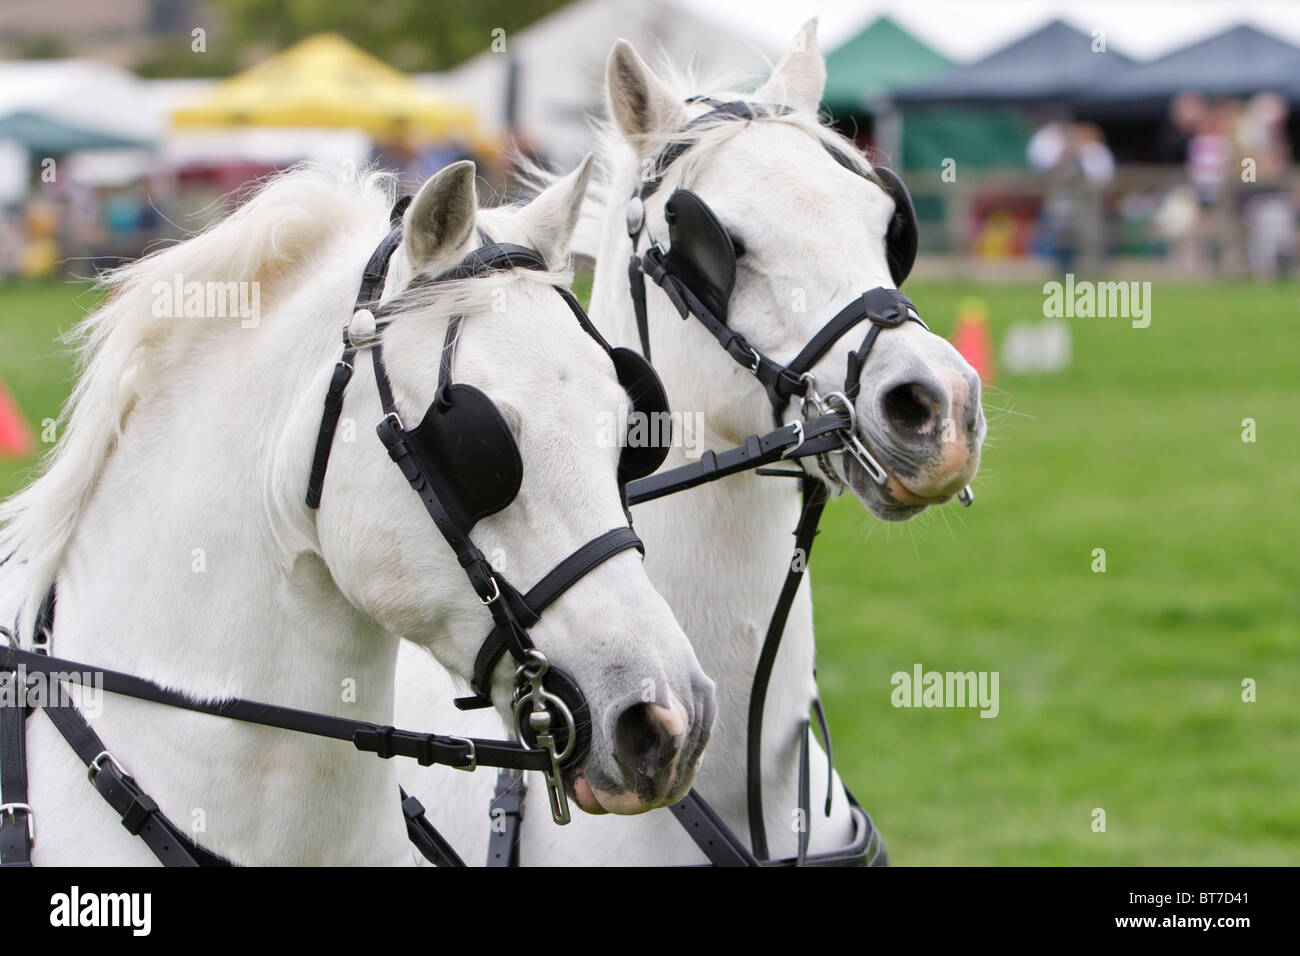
{"left": 0, "top": 375, "right": 36, "bottom": 457}
{"left": 951, "top": 297, "right": 996, "bottom": 385}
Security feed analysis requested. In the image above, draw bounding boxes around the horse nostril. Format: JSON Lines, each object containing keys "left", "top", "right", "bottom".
{"left": 613, "top": 701, "right": 682, "bottom": 785}
{"left": 882, "top": 381, "right": 943, "bottom": 440}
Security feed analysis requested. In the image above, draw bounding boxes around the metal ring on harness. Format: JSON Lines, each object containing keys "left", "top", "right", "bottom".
{"left": 511, "top": 650, "right": 579, "bottom": 825}
{"left": 819, "top": 391, "right": 889, "bottom": 486}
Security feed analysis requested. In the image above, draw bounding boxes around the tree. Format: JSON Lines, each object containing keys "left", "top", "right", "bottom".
{"left": 210, "top": 0, "right": 570, "bottom": 72}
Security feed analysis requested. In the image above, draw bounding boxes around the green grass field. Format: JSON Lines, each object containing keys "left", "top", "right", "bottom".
{"left": 1, "top": 277, "right": 1296, "bottom": 864}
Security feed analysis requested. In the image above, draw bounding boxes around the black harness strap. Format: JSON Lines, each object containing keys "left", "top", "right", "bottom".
{"left": 486, "top": 767, "right": 525, "bottom": 867}
{"left": 304, "top": 201, "right": 408, "bottom": 510}
{"left": 401, "top": 787, "right": 466, "bottom": 867}
{"left": 746, "top": 475, "right": 828, "bottom": 860}
{"left": 463, "top": 527, "right": 645, "bottom": 709}
{"left": 796, "top": 717, "right": 811, "bottom": 866}
{"left": 0, "top": 593, "right": 52, "bottom": 868}
{"left": 786, "top": 287, "right": 925, "bottom": 394}
{"left": 668, "top": 790, "right": 760, "bottom": 866}
{"left": 0, "top": 662, "right": 33, "bottom": 866}
{"left": 2, "top": 646, "right": 551, "bottom": 774}
{"left": 637, "top": 245, "right": 807, "bottom": 407}
{"left": 40, "top": 698, "right": 229, "bottom": 866}
{"left": 304, "top": 355, "right": 356, "bottom": 509}
{"left": 811, "top": 694, "right": 835, "bottom": 816}
{"left": 625, "top": 412, "right": 848, "bottom": 505}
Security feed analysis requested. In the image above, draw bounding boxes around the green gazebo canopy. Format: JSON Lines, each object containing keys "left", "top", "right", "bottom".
{"left": 0, "top": 110, "right": 152, "bottom": 154}
{"left": 823, "top": 16, "right": 950, "bottom": 114}
{"left": 822, "top": 18, "right": 1032, "bottom": 172}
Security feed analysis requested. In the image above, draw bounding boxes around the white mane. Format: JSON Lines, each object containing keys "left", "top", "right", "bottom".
{"left": 0, "top": 164, "right": 393, "bottom": 630}
{"left": 0, "top": 162, "right": 584, "bottom": 634}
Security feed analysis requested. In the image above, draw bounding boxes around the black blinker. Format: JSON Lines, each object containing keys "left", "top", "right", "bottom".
{"left": 403, "top": 383, "right": 522, "bottom": 529}
{"left": 872, "top": 167, "right": 918, "bottom": 287}
{"left": 610, "top": 347, "right": 671, "bottom": 482}
{"left": 662, "top": 189, "right": 738, "bottom": 323}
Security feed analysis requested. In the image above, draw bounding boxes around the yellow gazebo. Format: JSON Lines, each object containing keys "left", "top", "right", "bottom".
{"left": 171, "top": 33, "right": 483, "bottom": 145}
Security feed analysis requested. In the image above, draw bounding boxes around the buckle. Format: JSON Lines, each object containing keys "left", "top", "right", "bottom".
{"left": 725, "top": 335, "right": 761, "bottom": 373}
{"left": 0, "top": 803, "right": 33, "bottom": 845}
{"left": 448, "top": 736, "right": 477, "bottom": 772}
{"left": 782, "top": 420, "right": 806, "bottom": 458}
{"left": 88, "top": 750, "right": 130, "bottom": 783}
{"left": 479, "top": 577, "right": 501, "bottom": 606}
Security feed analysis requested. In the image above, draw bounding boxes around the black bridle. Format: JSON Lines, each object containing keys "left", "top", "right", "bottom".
{"left": 624, "top": 98, "right": 967, "bottom": 500}
{"left": 0, "top": 199, "right": 665, "bottom": 866}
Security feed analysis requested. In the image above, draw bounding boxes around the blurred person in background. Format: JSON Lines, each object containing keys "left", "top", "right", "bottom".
{"left": 19, "top": 198, "right": 59, "bottom": 279}
{"left": 1158, "top": 90, "right": 1208, "bottom": 164}
{"left": 0, "top": 208, "right": 24, "bottom": 279}
{"left": 1029, "top": 119, "right": 1115, "bottom": 274}
{"left": 1234, "top": 91, "right": 1294, "bottom": 279}
{"left": 1153, "top": 91, "right": 1209, "bottom": 272}
{"left": 1183, "top": 98, "right": 1239, "bottom": 274}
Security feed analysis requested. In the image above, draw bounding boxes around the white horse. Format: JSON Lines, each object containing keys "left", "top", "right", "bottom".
{"left": 396, "top": 21, "right": 985, "bottom": 864}
{"left": 0, "top": 156, "right": 714, "bottom": 865}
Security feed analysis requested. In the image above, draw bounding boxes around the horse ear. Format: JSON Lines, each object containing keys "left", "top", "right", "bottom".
{"left": 606, "top": 40, "right": 685, "bottom": 142}
{"left": 517, "top": 153, "right": 594, "bottom": 269}
{"left": 754, "top": 18, "right": 825, "bottom": 114}
{"left": 404, "top": 160, "right": 478, "bottom": 268}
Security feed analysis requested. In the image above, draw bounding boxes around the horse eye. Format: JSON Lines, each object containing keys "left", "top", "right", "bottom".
{"left": 729, "top": 232, "right": 746, "bottom": 258}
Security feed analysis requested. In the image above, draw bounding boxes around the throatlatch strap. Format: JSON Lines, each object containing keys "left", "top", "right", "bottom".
{"left": 746, "top": 475, "right": 828, "bottom": 860}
